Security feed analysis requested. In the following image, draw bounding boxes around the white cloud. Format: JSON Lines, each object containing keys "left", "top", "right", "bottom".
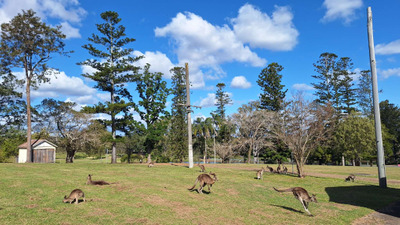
{"left": 133, "top": 50, "right": 176, "bottom": 79}
{"left": 379, "top": 68, "right": 400, "bottom": 79}
{"left": 0, "top": 0, "right": 86, "bottom": 38}
{"left": 232, "top": 4, "right": 299, "bottom": 51}
{"left": 230, "top": 76, "right": 251, "bottom": 89}
{"left": 59, "top": 21, "right": 81, "bottom": 39}
{"left": 155, "top": 10, "right": 267, "bottom": 88}
{"left": 376, "top": 39, "right": 400, "bottom": 55}
{"left": 199, "top": 93, "right": 216, "bottom": 108}
{"left": 321, "top": 0, "right": 363, "bottom": 24}
{"left": 292, "top": 83, "right": 315, "bottom": 91}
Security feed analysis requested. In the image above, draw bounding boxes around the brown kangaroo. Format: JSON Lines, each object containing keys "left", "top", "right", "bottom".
{"left": 266, "top": 165, "right": 274, "bottom": 173}
{"left": 276, "top": 164, "right": 282, "bottom": 174}
{"left": 197, "top": 163, "right": 206, "bottom": 172}
{"left": 86, "top": 174, "right": 110, "bottom": 185}
{"left": 273, "top": 187, "right": 318, "bottom": 216}
{"left": 148, "top": 162, "right": 154, "bottom": 167}
{"left": 256, "top": 167, "right": 265, "bottom": 179}
{"left": 188, "top": 172, "right": 218, "bottom": 194}
{"left": 345, "top": 174, "right": 356, "bottom": 182}
{"left": 282, "top": 165, "right": 288, "bottom": 174}
{"left": 63, "top": 189, "right": 86, "bottom": 204}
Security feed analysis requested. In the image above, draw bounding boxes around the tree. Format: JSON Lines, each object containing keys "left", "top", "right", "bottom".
{"left": 213, "top": 83, "right": 232, "bottom": 121}
{"left": 231, "top": 101, "right": 275, "bottom": 163}
{"left": 337, "top": 57, "right": 357, "bottom": 114}
{"left": 35, "top": 99, "right": 92, "bottom": 163}
{"left": 257, "top": 62, "right": 287, "bottom": 111}
{"left": 0, "top": 9, "right": 68, "bottom": 163}
{"left": 133, "top": 63, "right": 170, "bottom": 162}
{"left": 380, "top": 100, "right": 400, "bottom": 162}
{"left": 356, "top": 70, "right": 373, "bottom": 117}
{"left": 193, "top": 117, "right": 213, "bottom": 164}
{"left": 311, "top": 52, "right": 338, "bottom": 106}
{"left": 168, "top": 67, "right": 187, "bottom": 162}
{"left": 274, "top": 92, "right": 335, "bottom": 177}
{"left": 79, "top": 11, "right": 141, "bottom": 163}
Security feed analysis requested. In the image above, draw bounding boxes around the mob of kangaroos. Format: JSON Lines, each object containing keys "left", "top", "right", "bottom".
{"left": 86, "top": 174, "right": 110, "bottom": 185}
{"left": 273, "top": 187, "right": 318, "bottom": 216}
{"left": 63, "top": 189, "right": 86, "bottom": 204}
{"left": 197, "top": 163, "right": 206, "bottom": 172}
{"left": 188, "top": 172, "right": 218, "bottom": 194}
{"left": 345, "top": 174, "right": 356, "bottom": 182}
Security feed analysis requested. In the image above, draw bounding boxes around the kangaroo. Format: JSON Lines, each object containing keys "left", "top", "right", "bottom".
{"left": 197, "top": 163, "right": 206, "bottom": 172}
{"left": 273, "top": 187, "right": 318, "bottom": 216}
{"left": 345, "top": 174, "right": 356, "bottom": 182}
{"left": 276, "top": 164, "right": 282, "bottom": 174}
{"left": 256, "top": 167, "right": 265, "bottom": 179}
{"left": 266, "top": 165, "right": 274, "bottom": 173}
{"left": 282, "top": 165, "right": 288, "bottom": 174}
{"left": 148, "top": 162, "right": 154, "bottom": 167}
{"left": 188, "top": 172, "right": 218, "bottom": 194}
{"left": 63, "top": 189, "right": 86, "bottom": 204}
{"left": 86, "top": 174, "right": 110, "bottom": 185}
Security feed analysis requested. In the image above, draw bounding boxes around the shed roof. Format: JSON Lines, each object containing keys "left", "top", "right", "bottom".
{"left": 18, "top": 139, "right": 58, "bottom": 149}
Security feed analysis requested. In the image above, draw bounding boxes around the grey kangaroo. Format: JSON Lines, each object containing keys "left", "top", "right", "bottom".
{"left": 197, "top": 163, "right": 206, "bottom": 172}
{"left": 63, "top": 189, "right": 86, "bottom": 204}
{"left": 266, "top": 165, "right": 274, "bottom": 173}
{"left": 148, "top": 161, "right": 154, "bottom": 167}
{"left": 345, "top": 174, "right": 356, "bottom": 182}
{"left": 276, "top": 164, "right": 282, "bottom": 174}
{"left": 282, "top": 165, "right": 288, "bottom": 174}
{"left": 273, "top": 187, "right": 318, "bottom": 216}
{"left": 256, "top": 167, "right": 265, "bottom": 179}
{"left": 86, "top": 174, "right": 110, "bottom": 185}
{"left": 188, "top": 172, "right": 218, "bottom": 194}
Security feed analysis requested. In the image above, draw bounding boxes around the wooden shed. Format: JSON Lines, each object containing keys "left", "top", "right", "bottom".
{"left": 18, "top": 139, "right": 57, "bottom": 163}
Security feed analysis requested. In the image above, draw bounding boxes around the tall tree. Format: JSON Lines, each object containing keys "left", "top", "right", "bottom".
{"left": 380, "top": 100, "right": 400, "bottom": 161}
{"left": 133, "top": 63, "right": 170, "bottom": 162}
{"left": 356, "top": 70, "right": 373, "bottom": 117}
{"left": 168, "top": 66, "right": 187, "bottom": 162}
{"left": 79, "top": 11, "right": 141, "bottom": 163}
{"left": 337, "top": 57, "right": 357, "bottom": 114}
{"left": 193, "top": 117, "right": 213, "bottom": 164}
{"left": 257, "top": 62, "right": 287, "bottom": 111}
{"left": 0, "top": 9, "right": 68, "bottom": 163}
{"left": 213, "top": 83, "right": 232, "bottom": 121}
{"left": 311, "top": 52, "right": 338, "bottom": 106}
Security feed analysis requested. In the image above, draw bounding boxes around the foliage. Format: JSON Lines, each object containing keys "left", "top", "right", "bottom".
{"left": 380, "top": 100, "right": 400, "bottom": 162}
{"left": 133, "top": 63, "right": 170, "bottom": 158}
{"left": 356, "top": 70, "right": 373, "bottom": 118}
{"left": 0, "top": 9, "right": 68, "bottom": 162}
{"left": 0, "top": 129, "right": 25, "bottom": 162}
{"left": 257, "top": 62, "right": 287, "bottom": 111}
{"left": 79, "top": 11, "right": 141, "bottom": 164}
{"left": 213, "top": 83, "right": 232, "bottom": 121}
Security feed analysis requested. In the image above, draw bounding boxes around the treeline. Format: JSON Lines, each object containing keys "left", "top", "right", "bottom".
{"left": 0, "top": 10, "right": 399, "bottom": 176}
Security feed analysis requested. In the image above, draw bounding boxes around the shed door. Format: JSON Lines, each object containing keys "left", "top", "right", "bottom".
{"left": 33, "top": 149, "right": 55, "bottom": 163}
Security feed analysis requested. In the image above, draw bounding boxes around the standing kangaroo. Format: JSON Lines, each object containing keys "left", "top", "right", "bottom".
{"left": 63, "top": 189, "right": 86, "bottom": 204}
{"left": 276, "top": 164, "right": 282, "bottom": 174}
{"left": 197, "top": 163, "right": 206, "bottom": 172}
{"left": 345, "top": 174, "right": 356, "bottom": 182}
{"left": 282, "top": 165, "right": 288, "bottom": 174}
{"left": 256, "top": 167, "right": 265, "bottom": 179}
{"left": 188, "top": 172, "right": 218, "bottom": 194}
{"left": 273, "top": 187, "right": 318, "bottom": 216}
{"left": 86, "top": 174, "right": 110, "bottom": 185}
{"left": 266, "top": 165, "right": 274, "bottom": 173}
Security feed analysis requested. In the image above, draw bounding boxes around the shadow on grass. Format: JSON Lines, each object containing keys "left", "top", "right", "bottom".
{"left": 270, "top": 204, "right": 305, "bottom": 215}
{"left": 325, "top": 185, "right": 400, "bottom": 218}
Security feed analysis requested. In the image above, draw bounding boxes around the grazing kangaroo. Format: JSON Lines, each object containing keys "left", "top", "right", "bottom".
{"left": 63, "top": 189, "right": 86, "bottom": 204}
{"left": 266, "top": 165, "right": 274, "bottom": 173}
{"left": 256, "top": 167, "right": 265, "bottom": 179}
{"left": 86, "top": 174, "right": 110, "bottom": 185}
{"left": 345, "top": 174, "right": 356, "bottom": 182}
{"left": 148, "top": 162, "right": 154, "bottom": 167}
{"left": 197, "top": 163, "right": 206, "bottom": 172}
{"left": 188, "top": 172, "right": 218, "bottom": 194}
{"left": 273, "top": 187, "right": 318, "bottom": 216}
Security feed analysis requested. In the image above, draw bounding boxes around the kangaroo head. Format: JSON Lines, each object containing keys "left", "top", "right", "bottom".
{"left": 311, "top": 194, "right": 318, "bottom": 203}
{"left": 209, "top": 172, "right": 218, "bottom": 181}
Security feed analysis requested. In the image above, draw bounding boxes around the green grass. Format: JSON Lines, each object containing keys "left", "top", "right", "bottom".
{"left": 0, "top": 161, "right": 399, "bottom": 225}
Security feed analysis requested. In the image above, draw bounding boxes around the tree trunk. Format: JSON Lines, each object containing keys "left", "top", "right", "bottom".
{"left": 66, "top": 148, "right": 75, "bottom": 163}
{"left": 213, "top": 136, "right": 216, "bottom": 164}
{"left": 203, "top": 138, "right": 207, "bottom": 164}
{"left": 295, "top": 159, "right": 305, "bottom": 178}
{"left": 26, "top": 78, "right": 32, "bottom": 163}
{"left": 352, "top": 159, "right": 355, "bottom": 166}
{"left": 342, "top": 155, "right": 345, "bottom": 166}
{"left": 247, "top": 146, "right": 252, "bottom": 164}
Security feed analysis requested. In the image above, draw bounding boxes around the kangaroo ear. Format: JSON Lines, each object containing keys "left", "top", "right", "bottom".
{"left": 64, "top": 195, "right": 67, "bottom": 198}
{"left": 312, "top": 194, "right": 316, "bottom": 197}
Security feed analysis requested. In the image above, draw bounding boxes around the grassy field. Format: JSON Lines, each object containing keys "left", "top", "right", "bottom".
{"left": 1, "top": 159, "right": 400, "bottom": 225}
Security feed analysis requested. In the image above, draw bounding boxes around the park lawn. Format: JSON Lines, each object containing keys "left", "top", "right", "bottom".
{"left": 0, "top": 161, "right": 399, "bottom": 225}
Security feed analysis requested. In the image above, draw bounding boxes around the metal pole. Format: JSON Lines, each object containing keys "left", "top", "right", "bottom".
{"left": 367, "top": 7, "right": 387, "bottom": 188}
{"left": 185, "top": 63, "right": 194, "bottom": 168}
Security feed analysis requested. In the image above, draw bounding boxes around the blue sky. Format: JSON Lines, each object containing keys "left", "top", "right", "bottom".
{"left": 1, "top": 0, "right": 400, "bottom": 119}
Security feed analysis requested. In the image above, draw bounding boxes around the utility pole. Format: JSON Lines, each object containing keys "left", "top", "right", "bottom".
{"left": 367, "top": 7, "right": 387, "bottom": 188}
{"left": 185, "top": 63, "right": 194, "bottom": 168}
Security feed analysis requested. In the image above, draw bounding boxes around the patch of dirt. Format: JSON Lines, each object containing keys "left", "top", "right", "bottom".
{"left": 42, "top": 208, "right": 57, "bottom": 213}
{"left": 91, "top": 208, "right": 113, "bottom": 217}
{"left": 125, "top": 218, "right": 151, "bottom": 224}
{"left": 25, "top": 204, "right": 38, "bottom": 208}
{"left": 248, "top": 209, "right": 274, "bottom": 219}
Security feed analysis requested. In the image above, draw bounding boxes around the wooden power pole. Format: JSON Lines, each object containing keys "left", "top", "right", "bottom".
{"left": 367, "top": 7, "right": 387, "bottom": 188}
{"left": 185, "top": 63, "right": 194, "bottom": 168}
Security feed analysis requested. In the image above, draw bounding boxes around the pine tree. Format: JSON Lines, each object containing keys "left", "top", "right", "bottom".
{"left": 0, "top": 9, "right": 68, "bottom": 163}
{"left": 337, "top": 57, "right": 357, "bottom": 114}
{"left": 214, "top": 83, "right": 232, "bottom": 121}
{"left": 356, "top": 70, "right": 373, "bottom": 117}
{"left": 78, "top": 11, "right": 141, "bottom": 163}
{"left": 257, "top": 62, "right": 287, "bottom": 111}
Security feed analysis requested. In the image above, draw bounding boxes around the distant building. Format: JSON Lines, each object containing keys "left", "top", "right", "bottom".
{"left": 18, "top": 139, "right": 57, "bottom": 163}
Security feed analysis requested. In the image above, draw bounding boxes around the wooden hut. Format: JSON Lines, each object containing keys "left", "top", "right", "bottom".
{"left": 18, "top": 139, "right": 57, "bottom": 163}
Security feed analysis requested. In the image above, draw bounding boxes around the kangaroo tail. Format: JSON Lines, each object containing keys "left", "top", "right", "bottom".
{"left": 188, "top": 178, "right": 199, "bottom": 190}
{"left": 273, "top": 187, "right": 293, "bottom": 192}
